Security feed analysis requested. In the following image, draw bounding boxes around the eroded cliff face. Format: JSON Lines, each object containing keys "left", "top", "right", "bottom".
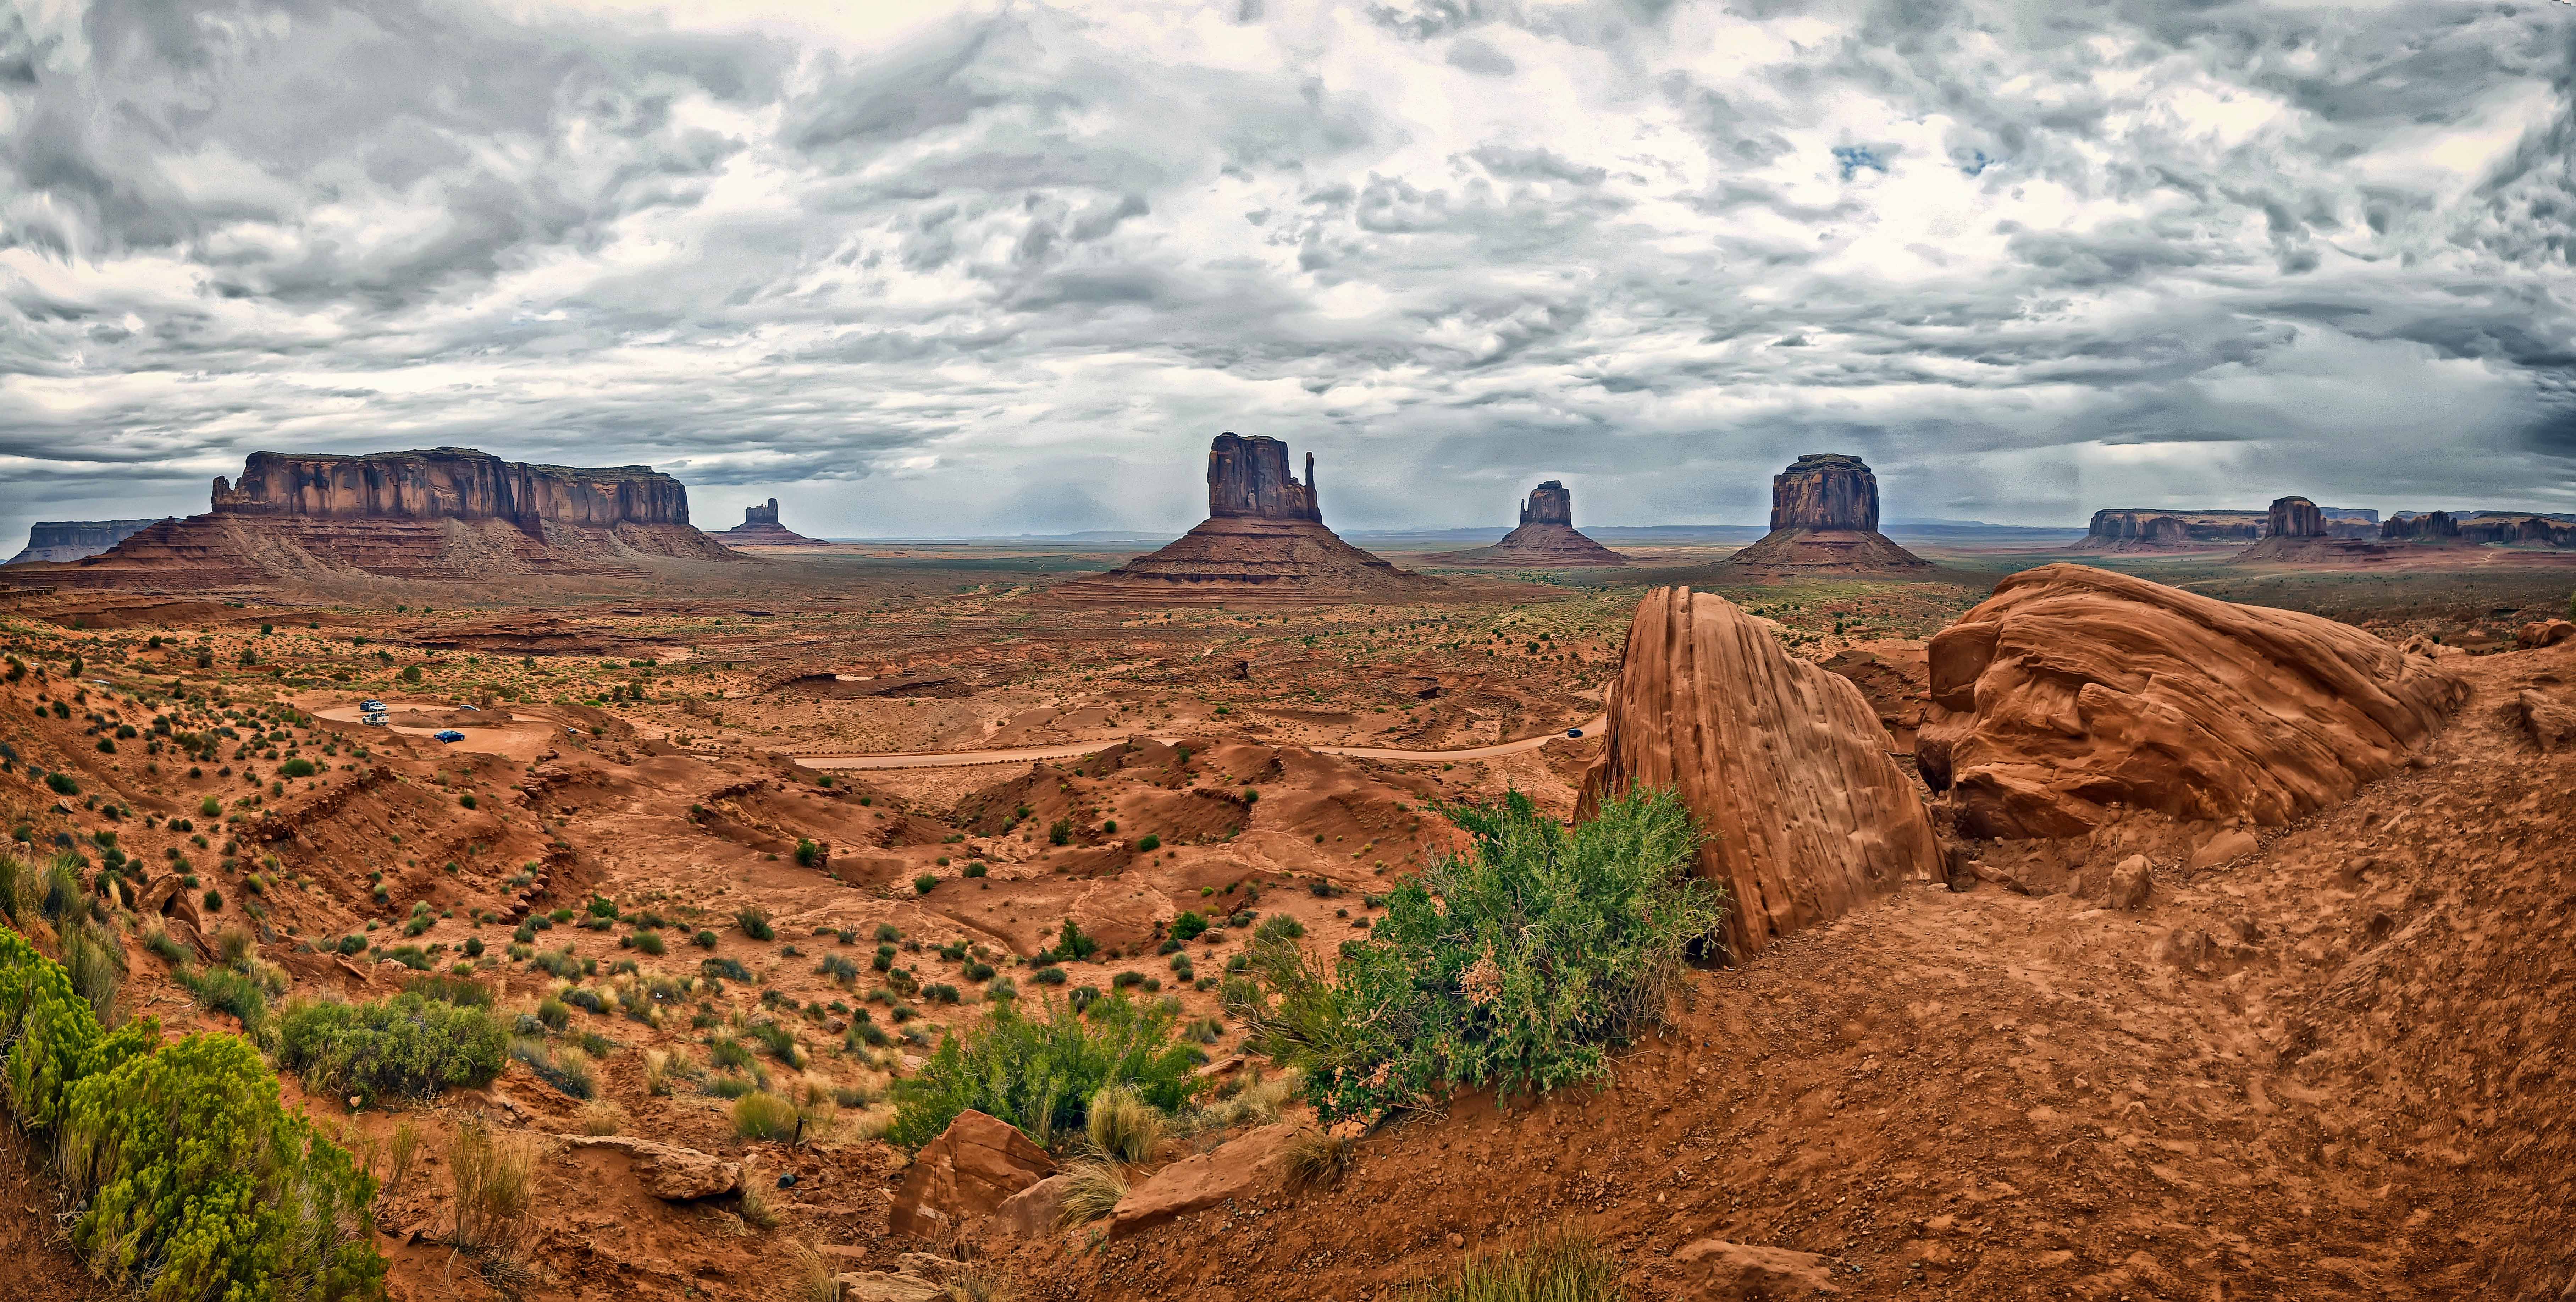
{"left": 212, "top": 448, "right": 691, "bottom": 528}
{"left": 2081, "top": 511, "right": 2266, "bottom": 547}
{"left": 1206, "top": 434, "right": 1321, "bottom": 522}
{"left": 7, "top": 519, "right": 164, "bottom": 566}
{"left": 1519, "top": 481, "right": 1573, "bottom": 526}
{"left": 1769, "top": 453, "right": 1879, "bottom": 531}
{"left": 2268, "top": 496, "right": 2326, "bottom": 539}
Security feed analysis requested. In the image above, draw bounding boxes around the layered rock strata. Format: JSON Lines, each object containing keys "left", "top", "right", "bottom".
{"left": 7, "top": 519, "right": 165, "bottom": 565}
{"left": 2383, "top": 511, "right": 2576, "bottom": 548}
{"left": 1576, "top": 586, "right": 1943, "bottom": 958}
{"left": 714, "top": 499, "right": 830, "bottom": 547}
{"left": 13, "top": 448, "right": 736, "bottom": 587}
{"left": 1426, "top": 480, "right": 1632, "bottom": 567}
{"left": 1045, "top": 434, "right": 1444, "bottom": 607}
{"left": 2232, "top": 496, "right": 2390, "bottom": 563}
{"left": 2080, "top": 506, "right": 2378, "bottom": 551}
{"left": 1717, "top": 454, "right": 1931, "bottom": 574}
{"left": 1917, "top": 563, "right": 2465, "bottom": 838}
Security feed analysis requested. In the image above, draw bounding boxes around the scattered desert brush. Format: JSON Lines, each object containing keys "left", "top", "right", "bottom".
{"left": 1402, "top": 1227, "right": 1625, "bottom": 1302}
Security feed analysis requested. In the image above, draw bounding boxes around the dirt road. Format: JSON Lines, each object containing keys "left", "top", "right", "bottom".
{"left": 793, "top": 713, "right": 1609, "bottom": 771}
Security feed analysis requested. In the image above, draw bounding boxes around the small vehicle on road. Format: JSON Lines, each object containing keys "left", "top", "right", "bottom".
{"left": 432, "top": 729, "right": 466, "bottom": 743}
{"left": 1566, "top": 727, "right": 1585, "bottom": 739}
{"left": 359, "top": 700, "right": 385, "bottom": 713}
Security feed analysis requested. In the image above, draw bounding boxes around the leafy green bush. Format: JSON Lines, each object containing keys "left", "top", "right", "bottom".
{"left": 887, "top": 994, "right": 1200, "bottom": 1151}
{"left": 734, "top": 907, "right": 774, "bottom": 941}
{"left": 794, "top": 838, "right": 824, "bottom": 868}
{"left": 278, "top": 993, "right": 507, "bottom": 1104}
{"left": 280, "top": 758, "right": 316, "bottom": 778}
{"left": 1137, "top": 833, "right": 1160, "bottom": 851}
{"left": 1232, "top": 789, "right": 1723, "bottom": 1124}
{"left": 1170, "top": 911, "right": 1209, "bottom": 942}
{"left": 1, "top": 925, "right": 385, "bottom": 1300}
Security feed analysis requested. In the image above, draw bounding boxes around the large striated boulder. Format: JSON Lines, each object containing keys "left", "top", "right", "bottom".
{"left": 1577, "top": 586, "right": 1942, "bottom": 958}
{"left": 1917, "top": 564, "right": 2465, "bottom": 838}
{"left": 888, "top": 1110, "right": 1056, "bottom": 1241}
{"left": 1719, "top": 454, "right": 1930, "bottom": 575}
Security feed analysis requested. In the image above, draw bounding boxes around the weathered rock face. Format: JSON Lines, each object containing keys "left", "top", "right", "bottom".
{"left": 2383, "top": 511, "right": 2460, "bottom": 542}
{"left": 1577, "top": 587, "right": 1943, "bottom": 957}
{"left": 888, "top": 1110, "right": 1056, "bottom": 1241}
{"left": 2268, "top": 496, "right": 2326, "bottom": 539}
{"left": 7, "top": 519, "right": 165, "bottom": 566}
{"left": 1106, "top": 1123, "right": 1299, "bottom": 1239}
{"left": 1770, "top": 453, "right": 1879, "bottom": 531}
{"left": 1207, "top": 433, "right": 1321, "bottom": 522}
{"left": 560, "top": 1135, "right": 741, "bottom": 1200}
{"left": 1520, "top": 480, "right": 1573, "bottom": 526}
{"left": 215, "top": 447, "right": 692, "bottom": 528}
{"left": 2080, "top": 510, "right": 2266, "bottom": 550}
{"left": 1818, "top": 639, "right": 1929, "bottom": 753}
{"left": 1427, "top": 479, "right": 1631, "bottom": 568}
{"left": 1047, "top": 433, "right": 1445, "bottom": 606}
{"left": 1721, "top": 454, "right": 1930, "bottom": 575}
{"left": 714, "top": 498, "right": 829, "bottom": 546}
{"left": 1917, "top": 564, "right": 2466, "bottom": 838}
{"left": 2462, "top": 513, "right": 2576, "bottom": 547}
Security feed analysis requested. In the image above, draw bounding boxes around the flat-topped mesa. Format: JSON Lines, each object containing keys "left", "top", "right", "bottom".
{"left": 2268, "top": 496, "right": 2326, "bottom": 539}
{"left": 1771, "top": 453, "right": 1880, "bottom": 531}
{"left": 8, "top": 519, "right": 166, "bottom": 566}
{"left": 1428, "top": 479, "right": 1631, "bottom": 568}
{"left": 1207, "top": 434, "right": 1322, "bottom": 523}
{"left": 2382, "top": 510, "right": 2576, "bottom": 548}
{"left": 714, "top": 498, "right": 829, "bottom": 547}
{"left": 1719, "top": 453, "right": 1930, "bottom": 575}
{"left": 213, "top": 447, "right": 691, "bottom": 529}
{"left": 1521, "top": 481, "right": 1574, "bottom": 527}
{"left": 1043, "top": 432, "right": 1446, "bottom": 607}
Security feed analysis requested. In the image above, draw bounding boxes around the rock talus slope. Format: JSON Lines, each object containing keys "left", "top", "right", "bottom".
{"left": 1577, "top": 585, "right": 1942, "bottom": 957}
{"left": 1917, "top": 563, "right": 2465, "bottom": 837}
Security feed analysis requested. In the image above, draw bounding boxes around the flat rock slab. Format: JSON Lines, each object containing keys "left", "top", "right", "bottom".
{"left": 833, "top": 1272, "right": 946, "bottom": 1302}
{"left": 560, "top": 1135, "right": 740, "bottom": 1200}
{"left": 1107, "top": 1123, "right": 1298, "bottom": 1239}
{"left": 1670, "top": 1238, "right": 1842, "bottom": 1299}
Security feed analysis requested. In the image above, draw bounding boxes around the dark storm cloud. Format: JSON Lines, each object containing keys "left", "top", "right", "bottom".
{"left": 4, "top": 0, "right": 2574, "bottom": 550}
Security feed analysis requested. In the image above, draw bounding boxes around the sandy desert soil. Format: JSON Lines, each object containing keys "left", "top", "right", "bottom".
{"left": 0, "top": 543, "right": 2569, "bottom": 1301}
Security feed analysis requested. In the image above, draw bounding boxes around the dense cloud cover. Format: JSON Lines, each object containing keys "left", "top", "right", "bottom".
{"left": 5, "top": 0, "right": 2574, "bottom": 544}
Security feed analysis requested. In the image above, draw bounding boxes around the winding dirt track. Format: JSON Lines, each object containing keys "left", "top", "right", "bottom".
{"left": 794, "top": 713, "right": 1610, "bottom": 771}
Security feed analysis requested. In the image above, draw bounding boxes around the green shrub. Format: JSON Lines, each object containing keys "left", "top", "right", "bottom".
{"left": 180, "top": 964, "right": 270, "bottom": 1033}
{"left": 279, "top": 757, "right": 317, "bottom": 779}
{"left": 913, "top": 873, "right": 938, "bottom": 895}
{"left": 1039, "top": 919, "right": 1097, "bottom": 964}
{"left": 693, "top": 928, "right": 720, "bottom": 949}
{"left": 794, "top": 839, "right": 824, "bottom": 868}
{"left": 507, "top": 1037, "right": 593, "bottom": 1099}
{"left": 732, "top": 1090, "right": 798, "bottom": 1140}
{"left": 631, "top": 929, "right": 665, "bottom": 956}
{"left": 1233, "top": 789, "right": 1723, "bottom": 1125}
{"left": 278, "top": 993, "right": 507, "bottom": 1104}
{"left": 1137, "top": 833, "right": 1160, "bottom": 851}
{"left": 735, "top": 907, "right": 774, "bottom": 942}
{"left": 1170, "top": 911, "right": 1209, "bottom": 942}
{"left": 887, "top": 994, "right": 1200, "bottom": 1151}
{"left": 1254, "top": 913, "right": 1306, "bottom": 943}
{"left": 0, "top": 925, "right": 385, "bottom": 1300}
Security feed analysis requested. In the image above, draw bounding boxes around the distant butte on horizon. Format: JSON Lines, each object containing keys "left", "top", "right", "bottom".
{"left": 1426, "top": 480, "right": 1632, "bottom": 568}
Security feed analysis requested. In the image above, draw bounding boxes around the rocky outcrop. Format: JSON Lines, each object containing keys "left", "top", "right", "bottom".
{"left": 2521, "top": 619, "right": 2575, "bottom": 648}
{"left": 1718, "top": 454, "right": 1931, "bottom": 575}
{"left": 1576, "top": 586, "right": 1943, "bottom": 958}
{"left": 1666, "top": 1240, "right": 1842, "bottom": 1301}
{"left": 714, "top": 499, "right": 830, "bottom": 547}
{"left": 2078, "top": 509, "right": 2265, "bottom": 550}
{"left": 2462, "top": 513, "right": 2576, "bottom": 548}
{"left": 2268, "top": 496, "right": 2325, "bottom": 539}
{"left": 7, "top": 519, "right": 165, "bottom": 566}
{"left": 1425, "top": 480, "right": 1632, "bottom": 568}
{"left": 1916, "top": 564, "right": 2466, "bottom": 838}
{"left": 1106, "top": 1123, "right": 1298, "bottom": 1239}
{"left": 888, "top": 1110, "right": 1056, "bottom": 1241}
{"left": 9, "top": 448, "right": 739, "bottom": 589}
{"left": 559, "top": 1135, "right": 741, "bottom": 1199}
{"left": 1044, "top": 434, "right": 1447, "bottom": 607}
{"left": 1207, "top": 433, "right": 1321, "bottom": 522}
{"left": 2383, "top": 511, "right": 2461, "bottom": 542}
{"left": 1818, "top": 640, "right": 1929, "bottom": 754}
{"left": 214, "top": 447, "right": 691, "bottom": 527}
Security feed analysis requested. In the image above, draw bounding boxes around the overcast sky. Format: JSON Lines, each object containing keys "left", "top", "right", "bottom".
{"left": 6, "top": 0, "right": 2575, "bottom": 545}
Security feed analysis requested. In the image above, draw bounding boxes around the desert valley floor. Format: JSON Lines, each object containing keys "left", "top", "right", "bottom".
{"left": 1, "top": 534, "right": 2571, "bottom": 1302}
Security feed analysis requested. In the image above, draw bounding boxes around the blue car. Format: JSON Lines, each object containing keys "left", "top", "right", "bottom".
{"left": 433, "top": 730, "right": 466, "bottom": 743}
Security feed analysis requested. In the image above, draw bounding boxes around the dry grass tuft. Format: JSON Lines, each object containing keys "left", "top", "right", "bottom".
{"left": 738, "top": 1166, "right": 781, "bottom": 1230}
{"left": 1400, "top": 1227, "right": 1625, "bottom": 1302}
{"left": 1052, "top": 1157, "right": 1129, "bottom": 1230}
{"left": 576, "top": 1098, "right": 627, "bottom": 1136}
{"left": 449, "top": 1116, "right": 535, "bottom": 1254}
{"left": 1085, "top": 1083, "right": 1165, "bottom": 1163}
{"left": 387, "top": 1118, "right": 421, "bottom": 1190}
{"left": 1283, "top": 1128, "right": 1356, "bottom": 1189}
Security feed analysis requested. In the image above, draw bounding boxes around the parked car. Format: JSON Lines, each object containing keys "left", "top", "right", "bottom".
{"left": 1565, "top": 727, "right": 1585, "bottom": 739}
{"left": 432, "top": 729, "right": 466, "bottom": 743}
{"left": 359, "top": 700, "right": 385, "bottom": 713}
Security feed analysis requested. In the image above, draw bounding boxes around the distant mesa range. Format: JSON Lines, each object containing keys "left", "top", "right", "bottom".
{"left": 1427, "top": 481, "right": 1631, "bottom": 567}
{"left": 4, "top": 447, "right": 740, "bottom": 589}
{"left": 2083, "top": 501, "right": 2576, "bottom": 554}
{"left": 6, "top": 518, "right": 166, "bottom": 566}
{"left": 1044, "top": 433, "right": 1445, "bottom": 607}
{"left": 1717, "top": 454, "right": 1933, "bottom": 575}
{"left": 714, "top": 499, "right": 830, "bottom": 547}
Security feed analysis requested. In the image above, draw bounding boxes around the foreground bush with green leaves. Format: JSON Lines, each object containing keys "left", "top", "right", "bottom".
{"left": 888, "top": 993, "right": 1201, "bottom": 1150}
{"left": 278, "top": 992, "right": 508, "bottom": 1105}
{"left": 0, "top": 923, "right": 384, "bottom": 1300}
{"left": 1232, "top": 788, "right": 1724, "bottom": 1124}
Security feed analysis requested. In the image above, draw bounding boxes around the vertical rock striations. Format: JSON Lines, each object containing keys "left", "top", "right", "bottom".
{"left": 1917, "top": 564, "right": 2464, "bottom": 838}
{"left": 2231, "top": 494, "right": 2390, "bottom": 563}
{"left": 1718, "top": 454, "right": 1931, "bottom": 575}
{"left": 2267, "top": 496, "right": 2326, "bottom": 539}
{"left": 1577, "top": 586, "right": 1943, "bottom": 958}
{"left": 1426, "top": 480, "right": 1632, "bottom": 568}
{"left": 1045, "top": 434, "right": 1444, "bottom": 606}
{"left": 213, "top": 447, "right": 692, "bottom": 527}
